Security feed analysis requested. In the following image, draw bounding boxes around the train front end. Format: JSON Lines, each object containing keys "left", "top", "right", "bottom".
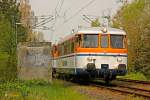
{"left": 75, "top": 27, "right": 128, "bottom": 82}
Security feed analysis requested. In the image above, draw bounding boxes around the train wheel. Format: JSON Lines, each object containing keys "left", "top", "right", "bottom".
{"left": 104, "top": 72, "right": 110, "bottom": 85}
{"left": 62, "top": 74, "right": 66, "bottom": 80}
{"left": 105, "top": 78, "right": 110, "bottom": 86}
{"left": 65, "top": 74, "right": 71, "bottom": 81}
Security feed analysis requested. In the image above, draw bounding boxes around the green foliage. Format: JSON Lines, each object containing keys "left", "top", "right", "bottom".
{"left": 0, "top": 53, "right": 9, "bottom": 80}
{"left": 113, "top": 0, "right": 150, "bottom": 78}
{"left": 0, "top": 80, "right": 87, "bottom": 100}
{"left": 0, "top": 17, "right": 15, "bottom": 55}
{"left": 0, "top": 17, "right": 17, "bottom": 80}
{"left": 0, "top": 0, "right": 27, "bottom": 80}
{"left": 0, "top": 80, "right": 49, "bottom": 99}
{"left": 118, "top": 72, "right": 147, "bottom": 80}
{"left": 0, "top": 52, "right": 17, "bottom": 81}
{"left": 135, "top": 31, "right": 150, "bottom": 78}
{"left": 0, "top": 53, "right": 9, "bottom": 67}
{"left": 28, "top": 80, "right": 87, "bottom": 100}
{"left": 0, "top": 82, "right": 30, "bottom": 99}
{"left": 91, "top": 18, "right": 100, "bottom": 27}
{"left": 23, "top": 79, "right": 50, "bottom": 86}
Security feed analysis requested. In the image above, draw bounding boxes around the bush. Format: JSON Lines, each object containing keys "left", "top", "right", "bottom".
{"left": 0, "top": 79, "right": 49, "bottom": 99}
{"left": 0, "top": 81, "right": 30, "bottom": 99}
{"left": 0, "top": 52, "right": 17, "bottom": 81}
{"left": 118, "top": 72, "right": 147, "bottom": 80}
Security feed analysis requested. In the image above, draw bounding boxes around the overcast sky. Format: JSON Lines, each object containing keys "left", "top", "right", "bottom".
{"left": 29, "top": 0, "right": 124, "bottom": 42}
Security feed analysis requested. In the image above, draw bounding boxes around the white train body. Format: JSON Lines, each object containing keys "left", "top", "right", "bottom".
{"left": 52, "top": 27, "right": 127, "bottom": 80}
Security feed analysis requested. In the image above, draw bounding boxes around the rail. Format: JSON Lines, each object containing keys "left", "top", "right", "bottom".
{"left": 89, "top": 81, "right": 150, "bottom": 99}
{"left": 116, "top": 78, "right": 150, "bottom": 84}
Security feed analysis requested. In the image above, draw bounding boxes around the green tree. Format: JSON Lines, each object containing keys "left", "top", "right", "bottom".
{"left": 113, "top": 0, "right": 150, "bottom": 78}
{"left": 0, "top": 0, "right": 27, "bottom": 80}
{"left": 134, "top": 0, "right": 150, "bottom": 78}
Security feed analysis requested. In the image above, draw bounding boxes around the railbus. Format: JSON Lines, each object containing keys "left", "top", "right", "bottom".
{"left": 52, "top": 27, "right": 127, "bottom": 83}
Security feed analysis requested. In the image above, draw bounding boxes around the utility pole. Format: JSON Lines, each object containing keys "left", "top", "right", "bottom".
{"left": 15, "top": 23, "right": 23, "bottom": 45}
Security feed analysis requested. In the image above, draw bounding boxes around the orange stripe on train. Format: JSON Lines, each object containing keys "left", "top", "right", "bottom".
{"left": 76, "top": 48, "right": 127, "bottom": 53}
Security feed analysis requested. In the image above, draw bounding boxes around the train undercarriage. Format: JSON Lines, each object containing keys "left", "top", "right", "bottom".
{"left": 52, "top": 63, "right": 127, "bottom": 85}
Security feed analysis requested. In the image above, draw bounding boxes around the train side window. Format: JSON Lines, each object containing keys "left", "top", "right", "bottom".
{"left": 61, "top": 44, "right": 64, "bottom": 56}
{"left": 54, "top": 46, "right": 57, "bottom": 53}
{"left": 100, "top": 35, "right": 108, "bottom": 48}
{"left": 58, "top": 45, "right": 60, "bottom": 56}
{"left": 64, "top": 42, "right": 67, "bottom": 55}
{"left": 123, "top": 36, "right": 127, "bottom": 48}
{"left": 71, "top": 39, "right": 74, "bottom": 53}
{"left": 75, "top": 35, "right": 82, "bottom": 47}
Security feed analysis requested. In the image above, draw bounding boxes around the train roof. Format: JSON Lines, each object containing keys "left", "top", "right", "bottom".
{"left": 77, "top": 27, "right": 126, "bottom": 35}
{"left": 58, "top": 27, "right": 126, "bottom": 44}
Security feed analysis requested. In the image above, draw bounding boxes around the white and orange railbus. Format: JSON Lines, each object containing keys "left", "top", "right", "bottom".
{"left": 52, "top": 27, "right": 127, "bottom": 83}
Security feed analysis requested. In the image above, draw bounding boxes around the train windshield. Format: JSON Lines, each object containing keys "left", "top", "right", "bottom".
{"left": 101, "top": 35, "right": 108, "bottom": 48}
{"left": 82, "top": 34, "right": 98, "bottom": 48}
{"left": 110, "top": 35, "right": 125, "bottom": 49}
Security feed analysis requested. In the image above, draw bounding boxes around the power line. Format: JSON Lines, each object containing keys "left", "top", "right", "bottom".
{"left": 83, "top": 14, "right": 101, "bottom": 26}
{"left": 51, "top": 0, "right": 65, "bottom": 31}
{"left": 32, "top": 16, "right": 54, "bottom": 28}
{"left": 50, "top": 0, "right": 65, "bottom": 42}
{"left": 54, "top": 0, "right": 97, "bottom": 32}
{"left": 55, "top": 0, "right": 61, "bottom": 15}
{"left": 33, "top": 17, "right": 54, "bottom": 29}
{"left": 83, "top": 14, "right": 93, "bottom": 22}
{"left": 82, "top": 18, "right": 91, "bottom": 24}
{"left": 64, "top": 0, "right": 97, "bottom": 23}
{"left": 54, "top": 0, "right": 64, "bottom": 18}
{"left": 52, "top": 0, "right": 65, "bottom": 27}
{"left": 58, "top": 0, "right": 64, "bottom": 15}
{"left": 34, "top": 26, "right": 53, "bottom": 30}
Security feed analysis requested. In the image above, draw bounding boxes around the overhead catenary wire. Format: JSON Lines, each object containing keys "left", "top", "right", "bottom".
{"left": 51, "top": 0, "right": 97, "bottom": 42}
{"left": 82, "top": 18, "right": 91, "bottom": 24}
{"left": 54, "top": 0, "right": 64, "bottom": 18}
{"left": 55, "top": 0, "right": 62, "bottom": 17}
{"left": 33, "top": 17, "right": 54, "bottom": 29}
{"left": 53, "top": 0, "right": 97, "bottom": 33}
{"left": 83, "top": 14, "right": 93, "bottom": 23}
{"left": 58, "top": 0, "right": 64, "bottom": 15}
{"left": 32, "top": 16, "right": 54, "bottom": 28}
{"left": 50, "top": 0, "right": 65, "bottom": 41}
{"left": 52, "top": 0, "right": 65, "bottom": 26}
{"left": 64, "top": 0, "right": 97, "bottom": 23}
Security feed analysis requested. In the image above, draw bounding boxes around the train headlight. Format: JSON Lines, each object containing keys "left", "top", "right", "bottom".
{"left": 117, "top": 58, "right": 122, "bottom": 62}
{"left": 102, "top": 27, "right": 107, "bottom": 33}
{"left": 87, "top": 57, "right": 93, "bottom": 62}
{"left": 114, "top": 64, "right": 119, "bottom": 69}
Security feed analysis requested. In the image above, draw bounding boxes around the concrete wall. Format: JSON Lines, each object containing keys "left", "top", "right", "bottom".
{"left": 17, "top": 42, "right": 52, "bottom": 82}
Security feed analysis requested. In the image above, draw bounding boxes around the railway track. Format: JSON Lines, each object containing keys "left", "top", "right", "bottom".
{"left": 88, "top": 79, "right": 150, "bottom": 99}
{"left": 116, "top": 78, "right": 150, "bottom": 84}
{"left": 61, "top": 78, "right": 150, "bottom": 98}
{"left": 90, "top": 83, "right": 150, "bottom": 99}
{"left": 111, "top": 85, "right": 150, "bottom": 98}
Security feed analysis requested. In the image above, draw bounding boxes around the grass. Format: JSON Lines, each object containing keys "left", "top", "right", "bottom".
{"left": 0, "top": 79, "right": 88, "bottom": 100}
{"left": 127, "top": 95, "right": 145, "bottom": 100}
{"left": 118, "top": 72, "right": 148, "bottom": 81}
{"left": 27, "top": 80, "right": 87, "bottom": 100}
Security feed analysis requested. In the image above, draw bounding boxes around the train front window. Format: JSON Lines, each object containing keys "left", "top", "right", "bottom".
{"left": 101, "top": 35, "right": 108, "bottom": 48}
{"left": 110, "top": 35, "right": 125, "bottom": 49}
{"left": 82, "top": 34, "right": 98, "bottom": 48}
